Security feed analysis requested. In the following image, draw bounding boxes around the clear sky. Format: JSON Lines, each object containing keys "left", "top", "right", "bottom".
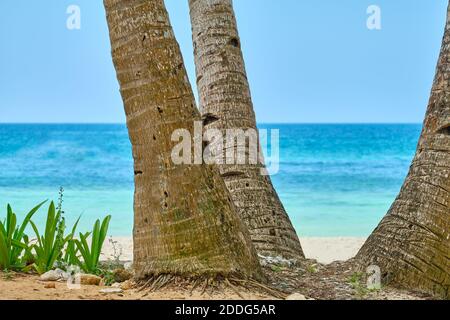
{"left": 0, "top": 0, "right": 447, "bottom": 123}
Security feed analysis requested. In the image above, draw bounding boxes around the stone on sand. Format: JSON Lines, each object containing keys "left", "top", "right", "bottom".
{"left": 80, "top": 274, "right": 102, "bottom": 286}
{"left": 40, "top": 269, "right": 67, "bottom": 282}
{"left": 113, "top": 268, "right": 132, "bottom": 283}
{"left": 286, "top": 293, "right": 309, "bottom": 300}
{"left": 120, "top": 280, "right": 133, "bottom": 290}
{"left": 99, "top": 288, "right": 123, "bottom": 294}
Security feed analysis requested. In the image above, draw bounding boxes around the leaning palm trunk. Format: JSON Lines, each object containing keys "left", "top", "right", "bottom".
{"left": 188, "top": 0, "right": 304, "bottom": 260}
{"left": 356, "top": 5, "right": 450, "bottom": 298}
{"left": 103, "top": 0, "right": 262, "bottom": 281}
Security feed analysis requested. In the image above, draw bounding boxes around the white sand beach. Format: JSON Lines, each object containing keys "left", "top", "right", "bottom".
{"left": 101, "top": 237, "right": 367, "bottom": 265}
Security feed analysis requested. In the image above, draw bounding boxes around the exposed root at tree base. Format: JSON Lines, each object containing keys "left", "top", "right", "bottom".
{"left": 135, "top": 275, "right": 287, "bottom": 299}
{"left": 264, "top": 258, "right": 435, "bottom": 300}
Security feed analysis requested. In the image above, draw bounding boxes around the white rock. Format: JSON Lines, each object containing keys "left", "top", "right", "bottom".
{"left": 258, "top": 254, "right": 296, "bottom": 267}
{"left": 40, "top": 269, "right": 68, "bottom": 282}
{"left": 120, "top": 280, "right": 133, "bottom": 290}
{"left": 80, "top": 274, "right": 102, "bottom": 286}
{"left": 111, "top": 283, "right": 121, "bottom": 288}
{"left": 286, "top": 293, "right": 308, "bottom": 300}
{"left": 99, "top": 288, "right": 123, "bottom": 294}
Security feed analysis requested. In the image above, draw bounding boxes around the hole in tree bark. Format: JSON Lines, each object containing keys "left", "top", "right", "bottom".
{"left": 134, "top": 170, "right": 143, "bottom": 176}
{"left": 221, "top": 171, "right": 245, "bottom": 178}
{"left": 164, "top": 191, "right": 169, "bottom": 198}
{"left": 172, "top": 63, "right": 184, "bottom": 75}
{"left": 157, "top": 107, "right": 163, "bottom": 114}
{"left": 437, "top": 124, "right": 450, "bottom": 135}
{"left": 229, "top": 37, "right": 240, "bottom": 48}
{"left": 202, "top": 113, "right": 219, "bottom": 126}
{"left": 196, "top": 75, "right": 203, "bottom": 84}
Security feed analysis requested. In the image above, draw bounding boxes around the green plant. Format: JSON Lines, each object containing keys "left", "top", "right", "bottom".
{"left": 56, "top": 187, "right": 82, "bottom": 268}
{"left": 349, "top": 272, "right": 364, "bottom": 285}
{"left": 104, "top": 236, "right": 123, "bottom": 270}
{"left": 74, "top": 215, "right": 111, "bottom": 274}
{"left": 348, "top": 272, "right": 379, "bottom": 298}
{"left": 0, "top": 202, "right": 46, "bottom": 270}
{"left": 29, "top": 202, "right": 80, "bottom": 274}
{"left": 99, "top": 269, "right": 116, "bottom": 286}
{"left": 54, "top": 187, "right": 66, "bottom": 265}
{"left": 63, "top": 238, "right": 80, "bottom": 267}
{"left": 2, "top": 269, "right": 14, "bottom": 281}
{"left": 60, "top": 216, "right": 82, "bottom": 268}
{"left": 307, "top": 264, "right": 317, "bottom": 274}
{"left": 22, "top": 235, "right": 36, "bottom": 267}
{"left": 271, "top": 265, "right": 283, "bottom": 273}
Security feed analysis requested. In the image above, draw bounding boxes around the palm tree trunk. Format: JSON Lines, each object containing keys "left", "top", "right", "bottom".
{"left": 356, "top": 4, "right": 450, "bottom": 298}
{"left": 188, "top": 0, "right": 304, "bottom": 261}
{"left": 103, "top": 0, "right": 262, "bottom": 281}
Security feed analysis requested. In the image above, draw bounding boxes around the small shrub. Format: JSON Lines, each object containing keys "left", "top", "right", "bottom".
{"left": 74, "top": 215, "right": 111, "bottom": 274}
{"left": 2, "top": 189, "right": 112, "bottom": 276}
{"left": 307, "top": 264, "right": 318, "bottom": 274}
{"left": 29, "top": 201, "right": 80, "bottom": 274}
{"left": 0, "top": 202, "right": 46, "bottom": 270}
{"left": 271, "top": 265, "right": 283, "bottom": 273}
{"left": 348, "top": 272, "right": 380, "bottom": 298}
{"left": 101, "top": 236, "right": 123, "bottom": 271}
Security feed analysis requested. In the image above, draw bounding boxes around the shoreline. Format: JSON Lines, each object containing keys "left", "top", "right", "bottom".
{"left": 101, "top": 237, "right": 367, "bottom": 265}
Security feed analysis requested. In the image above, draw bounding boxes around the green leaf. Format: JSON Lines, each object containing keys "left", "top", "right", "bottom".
{"left": 0, "top": 230, "right": 10, "bottom": 269}
{"left": 16, "top": 201, "right": 47, "bottom": 241}
{"left": 30, "top": 221, "right": 43, "bottom": 249}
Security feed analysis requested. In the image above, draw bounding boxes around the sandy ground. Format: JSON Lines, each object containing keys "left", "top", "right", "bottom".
{"left": 0, "top": 237, "right": 430, "bottom": 301}
{"left": 0, "top": 272, "right": 273, "bottom": 300}
{"left": 300, "top": 237, "right": 366, "bottom": 264}
{"left": 101, "top": 237, "right": 367, "bottom": 265}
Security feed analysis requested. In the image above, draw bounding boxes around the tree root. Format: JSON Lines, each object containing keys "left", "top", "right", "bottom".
{"left": 135, "top": 275, "right": 287, "bottom": 299}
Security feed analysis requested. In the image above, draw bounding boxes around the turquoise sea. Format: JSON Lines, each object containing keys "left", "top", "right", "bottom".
{"left": 0, "top": 124, "right": 422, "bottom": 237}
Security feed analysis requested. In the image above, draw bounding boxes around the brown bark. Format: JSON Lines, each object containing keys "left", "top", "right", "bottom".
{"left": 356, "top": 4, "right": 450, "bottom": 298}
{"left": 188, "top": 0, "right": 304, "bottom": 261}
{"left": 103, "top": 0, "right": 262, "bottom": 280}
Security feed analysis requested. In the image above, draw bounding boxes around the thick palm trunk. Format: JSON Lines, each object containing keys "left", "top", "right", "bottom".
{"left": 356, "top": 5, "right": 450, "bottom": 298}
{"left": 188, "top": 0, "right": 304, "bottom": 260}
{"left": 103, "top": 0, "right": 262, "bottom": 280}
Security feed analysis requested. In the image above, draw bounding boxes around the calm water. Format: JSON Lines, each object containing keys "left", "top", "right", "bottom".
{"left": 0, "top": 124, "right": 421, "bottom": 237}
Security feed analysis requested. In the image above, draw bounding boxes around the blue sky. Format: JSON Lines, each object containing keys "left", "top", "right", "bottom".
{"left": 0, "top": 0, "right": 447, "bottom": 123}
